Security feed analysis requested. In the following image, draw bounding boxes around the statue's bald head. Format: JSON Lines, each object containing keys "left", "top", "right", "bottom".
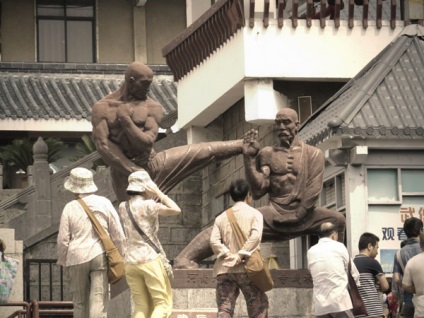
{"left": 275, "top": 108, "right": 299, "bottom": 122}
{"left": 125, "top": 61, "right": 153, "bottom": 82}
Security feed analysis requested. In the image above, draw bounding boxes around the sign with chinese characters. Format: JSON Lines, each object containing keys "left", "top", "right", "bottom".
{"left": 368, "top": 196, "right": 424, "bottom": 274}
{"left": 171, "top": 269, "right": 312, "bottom": 288}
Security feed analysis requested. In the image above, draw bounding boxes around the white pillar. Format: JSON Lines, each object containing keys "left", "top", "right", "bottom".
{"left": 345, "top": 164, "right": 367, "bottom": 256}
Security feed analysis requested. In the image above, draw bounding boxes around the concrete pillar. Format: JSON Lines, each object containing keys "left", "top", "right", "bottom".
{"left": 345, "top": 164, "right": 367, "bottom": 255}
{"left": 186, "top": 0, "right": 211, "bottom": 26}
{"left": 133, "top": 5, "right": 147, "bottom": 63}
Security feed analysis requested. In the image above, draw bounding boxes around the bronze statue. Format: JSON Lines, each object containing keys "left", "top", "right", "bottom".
{"left": 91, "top": 61, "right": 244, "bottom": 203}
{"left": 174, "top": 108, "right": 345, "bottom": 269}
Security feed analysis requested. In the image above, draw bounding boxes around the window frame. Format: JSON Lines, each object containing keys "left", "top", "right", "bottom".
{"left": 36, "top": 0, "right": 96, "bottom": 63}
{"left": 366, "top": 167, "right": 424, "bottom": 205}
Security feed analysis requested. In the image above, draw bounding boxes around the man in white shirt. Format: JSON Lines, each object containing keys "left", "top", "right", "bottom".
{"left": 402, "top": 232, "right": 424, "bottom": 318}
{"left": 308, "top": 221, "right": 360, "bottom": 318}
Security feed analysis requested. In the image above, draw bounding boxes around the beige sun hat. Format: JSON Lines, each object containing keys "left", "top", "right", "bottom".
{"left": 127, "top": 170, "right": 153, "bottom": 193}
{"left": 64, "top": 167, "right": 98, "bottom": 194}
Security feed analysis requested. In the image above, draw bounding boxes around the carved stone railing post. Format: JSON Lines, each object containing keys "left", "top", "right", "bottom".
{"left": 28, "top": 137, "right": 52, "bottom": 236}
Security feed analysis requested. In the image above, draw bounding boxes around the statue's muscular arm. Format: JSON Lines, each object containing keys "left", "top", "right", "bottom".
{"left": 243, "top": 129, "right": 271, "bottom": 199}
{"left": 117, "top": 100, "right": 163, "bottom": 152}
{"left": 91, "top": 101, "right": 141, "bottom": 175}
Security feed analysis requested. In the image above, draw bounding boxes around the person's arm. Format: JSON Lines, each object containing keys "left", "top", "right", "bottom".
{"left": 145, "top": 180, "right": 181, "bottom": 216}
{"left": 392, "top": 254, "right": 403, "bottom": 288}
{"left": 242, "top": 129, "right": 270, "bottom": 199}
{"left": 106, "top": 202, "right": 127, "bottom": 257}
{"left": 350, "top": 259, "right": 361, "bottom": 286}
{"left": 92, "top": 102, "right": 141, "bottom": 175}
{"left": 239, "top": 211, "right": 263, "bottom": 258}
{"left": 402, "top": 265, "right": 415, "bottom": 294}
{"left": 57, "top": 206, "right": 71, "bottom": 267}
{"left": 376, "top": 274, "right": 390, "bottom": 293}
{"left": 210, "top": 218, "right": 230, "bottom": 259}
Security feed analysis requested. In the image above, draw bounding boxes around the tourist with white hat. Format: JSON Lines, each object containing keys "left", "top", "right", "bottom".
{"left": 57, "top": 167, "right": 126, "bottom": 318}
{"left": 118, "top": 170, "right": 181, "bottom": 318}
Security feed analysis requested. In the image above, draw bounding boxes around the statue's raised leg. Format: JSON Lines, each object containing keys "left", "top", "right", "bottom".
{"left": 173, "top": 226, "right": 214, "bottom": 269}
{"left": 147, "top": 140, "right": 243, "bottom": 193}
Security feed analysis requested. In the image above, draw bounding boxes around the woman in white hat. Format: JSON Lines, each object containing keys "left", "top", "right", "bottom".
{"left": 118, "top": 170, "right": 181, "bottom": 318}
{"left": 57, "top": 167, "right": 126, "bottom": 318}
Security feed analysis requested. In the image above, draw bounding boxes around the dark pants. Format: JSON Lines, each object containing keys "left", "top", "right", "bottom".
{"left": 216, "top": 273, "right": 268, "bottom": 318}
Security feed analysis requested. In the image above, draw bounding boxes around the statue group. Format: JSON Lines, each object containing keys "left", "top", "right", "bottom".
{"left": 92, "top": 61, "right": 345, "bottom": 269}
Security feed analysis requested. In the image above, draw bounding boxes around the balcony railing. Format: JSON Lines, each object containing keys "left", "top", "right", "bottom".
{"left": 162, "top": 0, "right": 410, "bottom": 81}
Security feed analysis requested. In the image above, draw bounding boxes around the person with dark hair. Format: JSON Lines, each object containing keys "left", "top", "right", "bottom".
{"left": 353, "top": 232, "right": 389, "bottom": 317}
{"left": 118, "top": 170, "right": 181, "bottom": 318}
{"left": 391, "top": 240, "right": 407, "bottom": 316}
{"left": 392, "top": 217, "right": 424, "bottom": 318}
{"left": 210, "top": 179, "right": 268, "bottom": 318}
{"left": 402, "top": 232, "right": 424, "bottom": 318}
{"left": 307, "top": 221, "right": 359, "bottom": 317}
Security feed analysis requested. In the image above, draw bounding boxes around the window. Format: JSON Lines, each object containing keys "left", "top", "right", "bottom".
{"left": 320, "top": 173, "right": 345, "bottom": 212}
{"left": 37, "top": 0, "right": 95, "bottom": 63}
{"left": 297, "top": 96, "right": 312, "bottom": 124}
{"left": 367, "top": 169, "right": 400, "bottom": 204}
{"left": 367, "top": 168, "right": 424, "bottom": 204}
{"left": 401, "top": 169, "right": 424, "bottom": 195}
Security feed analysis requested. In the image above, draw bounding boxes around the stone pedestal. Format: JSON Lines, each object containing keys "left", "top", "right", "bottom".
{"left": 108, "top": 269, "right": 315, "bottom": 318}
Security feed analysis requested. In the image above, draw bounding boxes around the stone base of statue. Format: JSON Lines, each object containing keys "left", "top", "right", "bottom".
{"left": 108, "top": 269, "right": 314, "bottom": 318}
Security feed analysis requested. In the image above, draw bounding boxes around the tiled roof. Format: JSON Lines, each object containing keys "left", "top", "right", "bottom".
{"left": 0, "top": 63, "right": 178, "bottom": 129}
{"left": 299, "top": 24, "right": 424, "bottom": 146}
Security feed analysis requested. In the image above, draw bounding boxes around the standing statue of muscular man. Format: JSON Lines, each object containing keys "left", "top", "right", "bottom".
{"left": 174, "top": 108, "right": 345, "bottom": 268}
{"left": 91, "top": 61, "right": 244, "bottom": 203}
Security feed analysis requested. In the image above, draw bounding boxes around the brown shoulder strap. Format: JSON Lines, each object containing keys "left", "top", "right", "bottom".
{"left": 226, "top": 208, "right": 247, "bottom": 249}
{"left": 396, "top": 250, "right": 405, "bottom": 272}
{"left": 77, "top": 198, "right": 116, "bottom": 253}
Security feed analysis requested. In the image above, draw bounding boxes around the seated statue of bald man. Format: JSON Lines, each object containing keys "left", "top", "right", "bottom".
{"left": 174, "top": 108, "right": 345, "bottom": 269}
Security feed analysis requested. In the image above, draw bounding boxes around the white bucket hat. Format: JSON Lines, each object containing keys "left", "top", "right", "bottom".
{"left": 127, "top": 170, "right": 153, "bottom": 193}
{"left": 64, "top": 167, "right": 98, "bottom": 194}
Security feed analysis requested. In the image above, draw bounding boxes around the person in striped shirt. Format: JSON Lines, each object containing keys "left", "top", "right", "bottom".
{"left": 353, "top": 232, "right": 389, "bottom": 318}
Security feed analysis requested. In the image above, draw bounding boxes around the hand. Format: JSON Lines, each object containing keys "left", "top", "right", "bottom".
{"left": 242, "top": 129, "right": 261, "bottom": 157}
{"left": 144, "top": 180, "right": 160, "bottom": 197}
{"left": 223, "top": 253, "right": 242, "bottom": 268}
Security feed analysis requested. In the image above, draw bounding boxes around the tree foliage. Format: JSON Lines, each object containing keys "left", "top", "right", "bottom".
{"left": 0, "top": 137, "right": 67, "bottom": 173}
{"left": 72, "top": 134, "right": 106, "bottom": 169}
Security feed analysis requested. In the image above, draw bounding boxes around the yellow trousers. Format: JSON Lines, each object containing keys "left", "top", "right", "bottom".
{"left": 125, "top": 257, "right": 172, "bottom": 318}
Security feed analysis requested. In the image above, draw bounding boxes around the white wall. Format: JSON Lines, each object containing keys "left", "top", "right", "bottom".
{"left": 176, "top": 20, "right": 404, "bottom": 129}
